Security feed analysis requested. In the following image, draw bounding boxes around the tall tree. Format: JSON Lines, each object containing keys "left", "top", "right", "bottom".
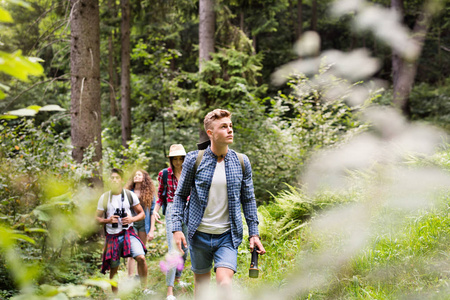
{"left": 391, "top": 0, "right": 433, "bottom": 117}
{"left": 199, "top": 0, "right": 215, "bottom": 72}
{"left": 311, "top": 0, "right": 317, "bottom": 32}
{"left": 199, "top": 0, "right": 215, "bottom": 142}
{"left": 120, "top": 0, "right": 132, "bottom": 148}
{"left": 69, "top": 0, "right": 102, "bottom": 184}
{"left": 108, "top": 0, "right": 118, "bottom": 117}
{"left": 297, "top": 0, "right": 303, "bottom": 38}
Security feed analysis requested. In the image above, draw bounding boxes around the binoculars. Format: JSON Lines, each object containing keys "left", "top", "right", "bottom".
{"left": 249, "top": 246, "right": 259, "bottom": 278}
{"left": 111, "top": 208, "right": 128, "bottom": 228}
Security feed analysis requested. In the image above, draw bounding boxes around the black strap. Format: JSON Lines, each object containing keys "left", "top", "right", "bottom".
{"left": 161, "top": 168, "right": 169, "bottom": 215}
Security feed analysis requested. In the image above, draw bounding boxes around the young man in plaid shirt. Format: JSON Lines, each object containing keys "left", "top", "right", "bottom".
{"left": 172, "top": 109, "right": 266, "bottom": 297}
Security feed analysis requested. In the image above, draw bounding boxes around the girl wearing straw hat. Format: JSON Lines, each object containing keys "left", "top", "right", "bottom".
{"left": 149, "top": 144, "right": 189, "bottom": 300}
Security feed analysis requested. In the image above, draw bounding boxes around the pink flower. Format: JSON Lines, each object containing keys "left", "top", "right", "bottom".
{"left": 159, "top": 253, "right": 184, "bottom": 274}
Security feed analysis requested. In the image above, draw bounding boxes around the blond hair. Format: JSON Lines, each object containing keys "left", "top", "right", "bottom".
{"left": 203, "top": 109, "right": 232, "bottom": 131}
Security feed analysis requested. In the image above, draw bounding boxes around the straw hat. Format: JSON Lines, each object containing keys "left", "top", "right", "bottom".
{"left": 167, "top": 144, "right": 186, "bottom": 157}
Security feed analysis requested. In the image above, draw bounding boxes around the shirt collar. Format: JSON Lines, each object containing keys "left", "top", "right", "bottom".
{"left": 205, "top": 145, "right": 230, "bottom": 160}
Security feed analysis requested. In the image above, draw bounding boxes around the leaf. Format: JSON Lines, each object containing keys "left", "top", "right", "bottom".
{"left": 6, "top": 108, "right": 37, "bottom": 116}
{"left": 6, "top": 0, "right": 33, "bottom": 10}
{"left": 26, "top": 105, "right": 41, "bottom": 112}
{"left": 0, "top": 115, "right": 18, "bottom": 120}
{"left": 24, "top": 228, "right": 48, "bottom": 234}
{"left": 40, "top": 104, "right": 66, "bottom": 112}
{"left": 32, "top": 208, "right": 51, "bottom": 222}
{"left": 11, "top": 233, "right": 35, "bottom": 244}
{"left": 84, "top": 278, "right": 116, "bottom": 290}
{"left": 0, "top": 8, "right": 13, "bottom": 23}
{"left": 0, "top": 50, "right": 44, "bottom": 81}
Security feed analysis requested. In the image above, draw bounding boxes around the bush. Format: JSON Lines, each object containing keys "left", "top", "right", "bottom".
{"left": 234, "top": 70, "right": 369, "bottom": 202}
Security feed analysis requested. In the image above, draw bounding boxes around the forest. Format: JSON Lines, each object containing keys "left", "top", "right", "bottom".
{"left": 0, "top": 0, "right": 449, "bottom": 299}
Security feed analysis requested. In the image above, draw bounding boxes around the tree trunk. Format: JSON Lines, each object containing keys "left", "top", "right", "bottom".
{"left": 391, "top": 0, "right": 404, "bottom": 108}
{"left": 199, "top": 0, "right": 215, "bottom": 142}
{"left": 199, "top": 0, "right": 215, "bottom": 72}
{"left": 121, "top": 0, "right": 131, "bottom": 148}
{"left": 311, "top": 0, "right": 317, "bottom": 32}
{"left": 70, "top": 0, "right": 102, "bottom": 185}
{"left": 297, "top": 0, "right": 303, "bottom": 39}
{"left": 391, "top": 0, "right": 432, "bottom": 117}
{"left": 108, "top": 0, "right": 117, "bottom": 117}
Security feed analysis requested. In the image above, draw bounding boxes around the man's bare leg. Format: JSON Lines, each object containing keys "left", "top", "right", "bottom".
{"left": 135, "top": 254, "right": 148, "bottom": 287}
{"left": 110, "top": 266, "right": 119, "bottom": 294}
{"left": 194, "top": 271, "right": 211, "bottom": 299}
{"left": 216, "top": 267, "right": 234, "bottom": 299}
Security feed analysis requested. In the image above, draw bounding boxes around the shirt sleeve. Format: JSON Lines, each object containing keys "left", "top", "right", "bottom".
{"left": 172, "top": 150, "right": 198, "bottom": 232}
{"left": 130, "top": 191, "right": 140, "bottom": 206}
{"left": 97, "top": 193, "right": 106, "bottom": 211}
{"left": 157, "top": 170, "right": 164, "bottom": 206}
{"left": 240, "top": 154, "right": 259, "bottom": 236}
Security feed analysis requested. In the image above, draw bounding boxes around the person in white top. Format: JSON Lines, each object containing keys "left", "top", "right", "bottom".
{"left": 96, "top": 168, "right": 148, "bottom": 294}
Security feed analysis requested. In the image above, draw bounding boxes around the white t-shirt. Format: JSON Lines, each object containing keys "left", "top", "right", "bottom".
{"left": 97, "top": 190, "right": 140, "bottom": 234}
{"left": 197, "top": 161, "right": 231, "bottom": 234}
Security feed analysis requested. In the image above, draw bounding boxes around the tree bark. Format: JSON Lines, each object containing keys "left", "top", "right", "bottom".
{"left": 391, "top": 0, "right": 432, "bottom": 117}
{"left": 120, "top": 0, "right": 132, "bottom": 148}
{"left": 311, "top": 0, "right": 317, "bottom": 32}
{"left": 108, "top": 0, "right": 117, "bottom": 117}
{"left": 391, "top": 0, "right": 404, "bottom": 110}
{"left": 70, "top": 0, "right": 102, "bottom": 181}
{"left": 199, "top": 0, "right": 215, "bottom": 72}
{"left": 199, "top": 0, "right": 215, "bottom": 143}
{"left": 297, "top": 0, "right": 303, "bottom": 39}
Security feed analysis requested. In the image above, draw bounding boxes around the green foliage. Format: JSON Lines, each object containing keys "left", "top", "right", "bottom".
{"left": 0, "top": 120, "right": 102, "bottom": 295}
{"left": 409, "top": 78, "right": 450, "bottom": 130}
{"left": 199, "top": 47, "right": 267, "bottom": 108}
{"left": 234, "top": 69, "right": 367, "bottom": 202}
{"left": 257, "top": 184, "right": 359, "bottom": 241}
{"left": 102, "top": 134, "right": 153, "bottom": 176}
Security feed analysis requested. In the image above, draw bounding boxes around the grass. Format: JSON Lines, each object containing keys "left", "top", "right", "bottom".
{"left": 10, "top": 182, "right": 448, "bottom": 300}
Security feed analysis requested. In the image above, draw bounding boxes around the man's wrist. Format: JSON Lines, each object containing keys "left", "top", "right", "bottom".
{"left": 248, "top": 234, "right": 260, "bottom": 241}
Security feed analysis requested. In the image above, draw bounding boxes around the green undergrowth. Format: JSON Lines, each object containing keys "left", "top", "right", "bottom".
{"left": 238, "top": 184, "right": 450, "bottom": 299}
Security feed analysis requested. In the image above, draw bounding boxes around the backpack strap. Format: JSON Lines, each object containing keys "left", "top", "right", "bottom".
{"left": 124, "top": 189, "right": 136, "bottom": 216}
{"left": 236, "top": 152, "right": 245, "bottom": 174}
{"left": 161, "top": 168, "right": 169, "bottom": 215}
{"left": 163, "top": 168, "right": 168, "bottom": 188}
{"left": 194, "top": 150, "right": 205, "bottom": 174}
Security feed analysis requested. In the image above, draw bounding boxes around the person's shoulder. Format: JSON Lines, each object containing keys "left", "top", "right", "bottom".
{"left": 229, "top": 149, "right": 251, "bottom": 167}
{"left": 99, "top": 190, "right": 109, "bottom": 201}
{"left": 229, "top": 148, "right": 247, "bottom": 159}
{"left": 97, "top": 191, "right": 110, "bottom": 210}
{"left": 125, "top": 189, "right": 138, "bottom": 198}
{"left": 185, "top": 150, "right": 200, "bottom": 162}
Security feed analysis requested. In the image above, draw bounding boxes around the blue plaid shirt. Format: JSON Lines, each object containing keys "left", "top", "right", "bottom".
{"left": 172, "top": 146, "right": 259, "bottom": 248}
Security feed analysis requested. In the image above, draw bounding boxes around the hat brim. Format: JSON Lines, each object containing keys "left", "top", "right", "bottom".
{"left": 167, "top": 150, "right": 186, "bottom": 157}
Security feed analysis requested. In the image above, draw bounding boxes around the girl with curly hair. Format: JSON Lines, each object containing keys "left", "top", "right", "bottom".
{"left": 125, "top": 169, "right": 156, "bottom": 278}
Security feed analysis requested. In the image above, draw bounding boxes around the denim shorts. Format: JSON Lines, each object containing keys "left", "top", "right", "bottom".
{"left": 189, "top": 230, "right": 237, "bottom": 274}
{"left": 110, "top": 234, "right": 145, "bottom": 268}
{"left": 133, "top": 219, "right": 146, "bottom": 233}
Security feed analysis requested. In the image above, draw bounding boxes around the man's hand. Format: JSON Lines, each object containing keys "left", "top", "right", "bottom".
{"left": 121, "top": 215, "right": 132, "bottom": 225}
{"left": 173, "top": 231, "right": 187, "bottom": 254}
{"left": 249, "top": 236, "right": 266, "bottom": 255}
{"left": 109, "top": 215, "right": 119, "bottom": 224}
